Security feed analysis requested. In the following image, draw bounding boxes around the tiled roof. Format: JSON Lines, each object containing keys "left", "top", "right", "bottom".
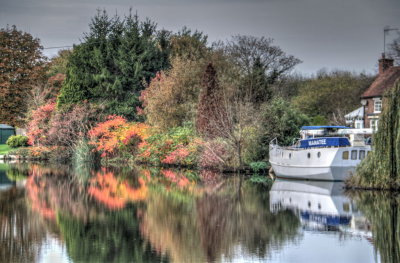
{"left": 361, "top": 66, "right": 400, "bottom": 98}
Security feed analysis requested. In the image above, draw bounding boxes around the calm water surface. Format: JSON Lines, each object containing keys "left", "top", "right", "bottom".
{"left": 0, "top": 163, "right": 395, "bottom": 263}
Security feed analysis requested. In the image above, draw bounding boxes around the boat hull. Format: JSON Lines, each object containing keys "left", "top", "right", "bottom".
{"left": 269, "top": 143, "right": 371, "bottom": 181}
{"left": 270, "top": 163, "right": 355, "bottom": 181}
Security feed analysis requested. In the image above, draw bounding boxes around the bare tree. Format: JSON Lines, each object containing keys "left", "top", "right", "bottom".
{"left": 197, "top": 63, "right": 262, "bottom": 170}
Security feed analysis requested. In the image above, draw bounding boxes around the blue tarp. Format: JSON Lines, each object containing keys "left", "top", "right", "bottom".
{"left": 301, "top": 126, "right": 350, "bottom": 130}
{"left": 299, "top": 137, "right": 350, "bottom": 148}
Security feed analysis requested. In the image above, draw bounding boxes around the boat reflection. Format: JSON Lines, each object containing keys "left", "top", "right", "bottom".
{"left": 270, "top": 180, "right": 371, "bottom": 237}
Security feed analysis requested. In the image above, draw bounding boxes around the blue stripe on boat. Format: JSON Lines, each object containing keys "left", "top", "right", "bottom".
{"left": 299, "top": 137, "right": 351, "bottom": 148}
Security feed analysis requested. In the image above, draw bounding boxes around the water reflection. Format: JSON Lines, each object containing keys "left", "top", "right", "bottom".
{"left": 348, "top": 191, "right": 400, "bottom": 263}
{"left": 141, "top": 175, "right": 299, "bottom": 262}
{"left": 0, "top": 163, "right": 394, "bottom": 262}
{"left": 270, "top": 180, "right": 370, "bottom": 234}
{"left": 0, "top": 164, "right": 45, "bottom": 263}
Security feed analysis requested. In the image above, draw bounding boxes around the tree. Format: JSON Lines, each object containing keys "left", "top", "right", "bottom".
{"left": 221, "top": 35, "right": 301, "bottom": 104}
{"left": 0, "top": 25, "right": 47, "bottom": 126}
{"left": 196, "top": 63, "right": 230, "bottom": 139}
{"left": 28, "top": 49, "right": 71, "bottom": 112}
{"left": 257, "top": 98, "right": 310, "bottom": 157}
{"left": 169, "top": 26, "right": 209, "bottom": 60}
{"left": 141, "top": 57, "right": 206, "bottom": 129}
{"left": 196, "top": 63, "right": 263, "bottom": 169}
{"left": 292, "top": 70, "right": 374, "bottom": 124}
{"left": 350, "top": 80, "right": 400, "bottom": 189}
{"left": 57, "top": 10, "right": 169, "bottom": 120}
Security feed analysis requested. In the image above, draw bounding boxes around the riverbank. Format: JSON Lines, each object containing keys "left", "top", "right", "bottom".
{"left": 0, "top": 144, "right": 11, "bottom": 155}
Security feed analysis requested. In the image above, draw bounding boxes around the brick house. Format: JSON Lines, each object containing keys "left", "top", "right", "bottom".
{"left": 360, "top": 54, "right": 400, "bottom": 131}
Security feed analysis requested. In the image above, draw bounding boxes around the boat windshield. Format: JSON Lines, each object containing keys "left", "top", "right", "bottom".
{"left": 300, "top": 126, "right": 349, "bottom": 139}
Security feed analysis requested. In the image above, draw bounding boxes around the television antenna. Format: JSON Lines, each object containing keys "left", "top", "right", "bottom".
{"left": 384, "top": 26, "right": 399, "bottom": 57}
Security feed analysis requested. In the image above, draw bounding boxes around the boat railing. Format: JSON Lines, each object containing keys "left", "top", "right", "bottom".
{"left": 270, "top": 137, "right": 278, "bottom": 146}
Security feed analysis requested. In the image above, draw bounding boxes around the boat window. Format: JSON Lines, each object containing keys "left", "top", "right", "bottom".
{"left": 307, "top": 153, "right": 311, "bottom": 159}
{"left": 308, "top": 201, "right": 311, "bottom": 208}
{"left": 343, "top": 203, "right": 350, "bottom": 212}
{"left": 351, "top": 150, "right": 357, "bottom": 160}
{"left": 342, "top": 151, "right": 349, "bottom": 160}
{"left": 317, "top": 152, "right": 321, "bottom": 158}
{"left": 359, "top": 150, "right": 365, "bottom": 160}
{"left": 289, "top": 153, "right": 291, "bottom": 159}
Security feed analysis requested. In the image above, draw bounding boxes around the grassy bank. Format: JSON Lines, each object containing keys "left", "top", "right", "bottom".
{"left": 0, "top": 144, "right": 12, "bottom": 155}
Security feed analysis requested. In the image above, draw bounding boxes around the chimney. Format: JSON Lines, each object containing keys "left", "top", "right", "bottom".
{"left": 379, "top": 53, "right": 394, "bottom": 74}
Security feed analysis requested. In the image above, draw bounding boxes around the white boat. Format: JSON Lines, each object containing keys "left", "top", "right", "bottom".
{"left": 270, "top": 180, "right": 371, "bottom": 236}
{"left": 269, "top": 126, "right": 372, "bottom": 181}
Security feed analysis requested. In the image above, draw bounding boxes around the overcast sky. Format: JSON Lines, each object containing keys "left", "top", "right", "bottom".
{"left": 1, "top": 0, "right": 399, "bottom": 75}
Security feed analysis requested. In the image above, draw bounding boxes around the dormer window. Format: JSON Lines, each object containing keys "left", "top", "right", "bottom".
{"left": 374, "top": 98, "right": 382, "bottom": 113}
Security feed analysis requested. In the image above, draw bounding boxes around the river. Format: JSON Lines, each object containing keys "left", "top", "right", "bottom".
{"left": 0, "top": 162, "right": 396, "bottom": 263}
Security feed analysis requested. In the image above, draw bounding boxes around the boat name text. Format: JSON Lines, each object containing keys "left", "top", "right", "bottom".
{"left": 308, "top": 139, "right": 326, "bottom": 146}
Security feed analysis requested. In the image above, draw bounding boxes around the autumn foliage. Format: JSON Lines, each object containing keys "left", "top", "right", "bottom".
{"left": 140, "top": 58, "right": 204, "bottom": 130}
{"left": 26, "top": 101, "right": 56, "bottom": 146}
{"left": 0, "top": 25, "right": 47, "bottom": 126}
{"left": 136, "top": 125, "right": 202, "bottom": 167}
{"left": 88, "top": 115, "right": 150, "bottom": 158}
{"left": 27, "top": 101, "right": 102, "bottom": 150}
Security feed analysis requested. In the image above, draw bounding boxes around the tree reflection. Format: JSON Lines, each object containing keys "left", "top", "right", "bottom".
{"left": 23, "top": 163, "right": 165, "bottom": 263}
{"left": 349, "top": 191, "right": 400, "bottom": 263}
{"left": 196, "top": 176, "right": 299, "bottom": 262}
{"left": 10, "top": 163, "right": 300, "bottom": 263}
{"left": 58, "top": 209, "right": 167, "bottom": 263}
{"left": 141, "top": 173, "right": 300, "bottom": 262}
{"left": 0, "top": 187, "right": 46, "bottom": 263}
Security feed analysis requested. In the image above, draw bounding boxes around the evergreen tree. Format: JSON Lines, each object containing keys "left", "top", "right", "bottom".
{"left": 57, "top": 10, "right": 169, "bottom": 120}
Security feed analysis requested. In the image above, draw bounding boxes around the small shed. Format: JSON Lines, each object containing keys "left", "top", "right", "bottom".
{"left": 0, "top": 124, "right": 16, "bottom": 144}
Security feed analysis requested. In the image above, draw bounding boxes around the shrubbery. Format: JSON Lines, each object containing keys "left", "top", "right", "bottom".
{"left": 137, "top": 124, "right": 201, "bottom": 167}
{"left": 6, "top": 135, "right": 29, "bottom": 148}
{"left": 88, "top": 115, "right": 150, "bottom": 158}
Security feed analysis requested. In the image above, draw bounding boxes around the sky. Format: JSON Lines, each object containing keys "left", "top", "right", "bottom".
{"left": 0, "top": 0, "right": 399, "bottom": 75}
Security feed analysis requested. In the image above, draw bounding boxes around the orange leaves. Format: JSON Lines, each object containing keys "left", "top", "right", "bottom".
{"left": 26, "top": 101, "right": 56, "bottom": 145}
{"left": 88, "top": 170, "right": 147, "bottom": 210}
{"left": 162, "top": 146, "right": 190, "bottom": 164}
{"left": 88, "top": 115, "right": 150, "bottom": 157}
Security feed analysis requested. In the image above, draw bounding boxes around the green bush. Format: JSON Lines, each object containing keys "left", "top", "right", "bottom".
{"left": 6, "top": 135, "right": 29, "bottom": 148}
{"left": 250, "top": 161, "right": 269, "bottom": 173}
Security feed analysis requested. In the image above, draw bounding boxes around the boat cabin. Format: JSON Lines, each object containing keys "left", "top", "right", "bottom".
{"left": 298, "top": 126, "right": 370, "bottom": 148}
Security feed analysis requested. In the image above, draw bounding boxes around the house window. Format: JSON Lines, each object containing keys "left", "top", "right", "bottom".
{"left": 355, "top": 120, "right": 363, "bottom": 129}
{"left": 374, "top": 98, "right": 382, "bottom": 113}
{"left": 370, "top": 119, "right": 379, "bottom": 132}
